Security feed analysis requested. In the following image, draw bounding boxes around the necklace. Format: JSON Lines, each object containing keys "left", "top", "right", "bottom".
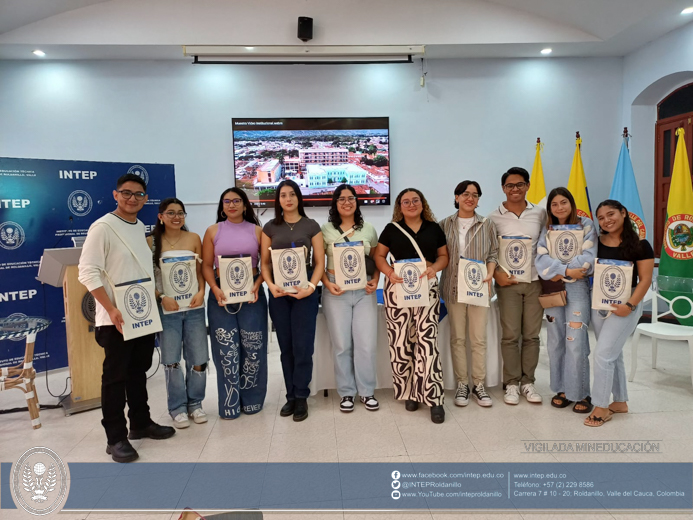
{"left": 163, "top": 233, "right": 182, "bottom": 249}
{"left": 285, "top": 217, "right": 301, "bottom": 231}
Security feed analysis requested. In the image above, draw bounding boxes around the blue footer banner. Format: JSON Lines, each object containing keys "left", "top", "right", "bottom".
{"left": 3, "top": 461, "right": 691, "bottom": 513}
{"left": 0, "top": 157, "right": 175, "bottom": 371}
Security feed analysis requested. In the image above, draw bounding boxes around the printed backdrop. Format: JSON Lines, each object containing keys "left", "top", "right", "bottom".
{"left": 0, "top": 157, "right": 175, "bottom": 370}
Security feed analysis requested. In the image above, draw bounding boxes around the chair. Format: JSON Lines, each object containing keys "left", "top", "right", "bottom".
{"left": 629, "top": 276, "right": 693, "bottom": 383}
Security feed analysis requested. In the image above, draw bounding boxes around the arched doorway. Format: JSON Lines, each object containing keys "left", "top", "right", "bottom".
{"left": 654, "top": 83, "right": 693, "bottom": 255}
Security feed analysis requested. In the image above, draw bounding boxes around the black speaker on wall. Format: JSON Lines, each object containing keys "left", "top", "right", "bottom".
{"left": 298, "top": 17, "right": 313, "bottom": 42}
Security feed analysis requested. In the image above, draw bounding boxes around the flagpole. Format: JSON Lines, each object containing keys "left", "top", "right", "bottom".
{"left": 623, "top": 127, "right": 630, "bottom": 149}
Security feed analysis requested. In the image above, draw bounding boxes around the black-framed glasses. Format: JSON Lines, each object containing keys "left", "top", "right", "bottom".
{"left": 460, "top": 192, "right": 480, "bottom": 200}
{"left": 163, "top": 211, "right": 187, "bottom": 218}
{"left": 223, "top": 198, "right": 243, "bottom": 206}
{"left": 503, "top": 182, "right": 528, "bottom": 191}
{"left": 117, "top": 190, "right": 146, "bottom": 200}
{"left": 337, "top": 196, "right": 356, "bottom": 204}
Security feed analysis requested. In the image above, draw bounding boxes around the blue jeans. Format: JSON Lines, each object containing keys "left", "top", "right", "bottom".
{"left": 159, "top": 307, "right": 209, "bottom": 418}
{"left": 591, "top": 300, "right": 643, "bottom": 408}
{"left": 268, "top": 274, "right": 319, "bottom": 400}
{"left": 207, "top": 281, "right": 268, "bottom": 419}
{"left": 545, "top": 279, "right": 591, "bottom": 402}
{"left": 322, "top": 273, "right": 377, "bottom": 397}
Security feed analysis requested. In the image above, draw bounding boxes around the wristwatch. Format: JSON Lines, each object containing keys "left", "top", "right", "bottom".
{"left": 625, "top": 302, "right": 635, "bottom": 312}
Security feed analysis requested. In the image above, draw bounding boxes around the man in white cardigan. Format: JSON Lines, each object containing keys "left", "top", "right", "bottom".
{"left": 79, "top": 173, "right": 174, "bottom": 462}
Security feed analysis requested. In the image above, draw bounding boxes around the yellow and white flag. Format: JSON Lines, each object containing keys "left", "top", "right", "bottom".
{"left": 567, "top": 134, "right": 592, "bottom": 219}
{"left": 526, "top": 139, "right": 546, "bottom": 207}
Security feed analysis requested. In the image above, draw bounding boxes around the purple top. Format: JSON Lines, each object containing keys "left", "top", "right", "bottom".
{"left": 213, "top": 220, "right": 259, "bottom": 268}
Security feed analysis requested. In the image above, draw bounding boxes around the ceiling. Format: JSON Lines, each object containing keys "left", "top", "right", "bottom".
{"left": 0, "top": 0, "right": 691, "bottom": 60}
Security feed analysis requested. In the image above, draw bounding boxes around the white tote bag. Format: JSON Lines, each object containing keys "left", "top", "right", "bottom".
{"left": 498, "top": 235, "right": 532, "bottom": 283}
{"left": 591, "top": 258, "right": 634, "bottom": 310}
{"left": 390, "top": 222, "right": 430, "bottom": 308}
{"left": 97, "top": 221, "right": 162, "bottom": 341}
{"left": 457, "top": 257, "right": 489, "bottom": 307}
{"left": 334, "top": 241, "right": 367, "bottom": 291}
{"left": 271, "top": 245, "right": 308, "bottom": 293}
{"left": 547, "top": 224, "right": 584, "bottom": 263}
{"left": 159, "top": 251, "right": 199, "bottom": 314}
{"left": 218, "top": 255, "right": 255, "bottom": 304}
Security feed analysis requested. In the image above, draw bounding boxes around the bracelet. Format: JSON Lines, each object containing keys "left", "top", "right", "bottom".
{"left": 306, "top": 282, "right": 316, "bottom": 292}
{"left": 625, "top": 302, "right": 635, "bottom": 312}
{"left": 158, "top": 293, "right": 165, "bottom": 301}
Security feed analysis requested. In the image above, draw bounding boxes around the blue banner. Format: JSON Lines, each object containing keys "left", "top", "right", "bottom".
{"left": 0, "top": 157, "right": 175, "bottom": 370}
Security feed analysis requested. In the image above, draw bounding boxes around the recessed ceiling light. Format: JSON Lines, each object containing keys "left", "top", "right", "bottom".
{"left": 682, "top": 7, "right": 693, "bottom": 14}
{"left": 540, "top": 48, "right": 552, "bottom": 55}
{"left": 32, "top": 50, "right": 46, "bottom": 57}
{"left": 245, "top": 47, "right": 254, "bottom": 50}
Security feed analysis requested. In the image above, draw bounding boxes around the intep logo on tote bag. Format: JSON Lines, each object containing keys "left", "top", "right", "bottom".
{"left": 591, "top": 258, "right": 633, "bottom": 310}
{"left": 457, "top": 257, "right": 489, "bottom": 307}
{"left": 334, "top": 241, "right": 367, "bottom": 291}
{"left": 270, "top": 245, "right": 308, "bottom": 293}
{"left": 547, "top": 224, "right": 584, "bottom": 263}
{"left": 113, "top": 277, "right": 163, "bottom": 341}
{"left": 218, "top": 254, "right": 255, "bottom": 304}
{"left": 498, "top": 235, "right": 532, "bottom": 283}
{"left": 394, "top": 258, "right": 429, "bottom": 308}
{"left": 160, "top": 251, "right": 199, "bottom": 314}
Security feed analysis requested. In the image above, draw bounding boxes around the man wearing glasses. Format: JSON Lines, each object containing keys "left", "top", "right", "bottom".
{"left": 488, "top": 167, "right": 547, "bottom": 406}
{"left": 79, "top": 173, "right": 175, "bottom": 462}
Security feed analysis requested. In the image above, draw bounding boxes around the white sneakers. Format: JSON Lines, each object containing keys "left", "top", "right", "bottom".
{"left": 189, "top": 408, "right": 208, "bottom": 424}
{"left": 504, "top": 384, "right": 543, "bottom": 404}
{"left": 172, "top": 413, "right": 190, "bottom": 429}
{"left": 504, "top": 385, "right": 520, "bottom": 405}
{"left": 520, "top": 384, "right": 543, "bottom": 404}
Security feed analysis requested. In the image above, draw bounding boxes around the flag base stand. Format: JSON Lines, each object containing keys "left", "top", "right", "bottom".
{"left": 61, "top": 394, "right": 101, "bottom": 416}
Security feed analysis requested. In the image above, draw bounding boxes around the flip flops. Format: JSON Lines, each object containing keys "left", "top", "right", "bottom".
{"left": 584, "top": 410, "right": 613, "bottom": 427}
{"left": 551, "top": 393, "right": 573, "bottom": 409}
{"left": 573, "top": 396, "right": 593, "bottom": 414}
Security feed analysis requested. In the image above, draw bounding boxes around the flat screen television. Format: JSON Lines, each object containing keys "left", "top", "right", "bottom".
{"left": 233, "top": 117, "right": 390, "bottom": 207}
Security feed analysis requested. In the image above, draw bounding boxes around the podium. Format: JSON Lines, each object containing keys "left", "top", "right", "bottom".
{"left": 38, "top": 247, "right": 103, "bottom": 415}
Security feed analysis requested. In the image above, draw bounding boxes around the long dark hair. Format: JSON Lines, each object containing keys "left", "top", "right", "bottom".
{"left": 153, "top": 198, "right": 189, "bottom": 266}
{"left": 546, "top": 187, "right": 578, "bottom": 228}
{"left": 328, "top": 184, "right": 364, "bottom": 231}
{"left": 273, "top": 179, "right": 307, "bottom": 225}
{"left": 596, "top": 199, "right": 641, "bottom": 259}
{"left": 215, "top": 188, "right": 260, "bottom": 225}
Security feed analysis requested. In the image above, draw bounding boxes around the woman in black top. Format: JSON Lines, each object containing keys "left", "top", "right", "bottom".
{"left": 585, "top": 200, "right": 654, "bottom": 427}
{"left": 375, "top": 188, "right": 449, "bottom": 423}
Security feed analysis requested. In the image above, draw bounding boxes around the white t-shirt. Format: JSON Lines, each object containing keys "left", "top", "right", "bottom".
{"left": 457, "top": 217, "right": 476, "bottom": 257}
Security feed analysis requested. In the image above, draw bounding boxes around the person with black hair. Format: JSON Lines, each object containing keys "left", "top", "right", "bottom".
{"left": 202, "top": 188, "right": 268, "bottom": 419}
{"left": 321, "top": 184, "right": 380, "bottom": 413}
{"left": 584, "top": 200, "right": 654, "bottom": 427}
{"left": 260, "top": 180, "right": 324, "bottom": 421}
{"left": 78, "top": 173, "right": 175, "bottom": 463}
{"left": 147, "top": 198, "right": 207, "bottom": 429}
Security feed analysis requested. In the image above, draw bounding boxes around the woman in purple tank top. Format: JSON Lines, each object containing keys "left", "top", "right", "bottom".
{"left": 202, "top": 188, "right": 268, "bottom": 419}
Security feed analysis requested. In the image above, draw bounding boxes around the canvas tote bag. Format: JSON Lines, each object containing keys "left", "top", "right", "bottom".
{"left": 457, "top": 257, "right": 489, "bottom": 307}
{"left": 218, "top": 254, "right": 255, "bottom": 304}
{"left": 547, "top": 224, "right": 584, "bottom": 263}
{"left": 390, "top": 222, "right": 430, "bottom": 308}
{"left": 331, "top": 227, "right": 367, "bottom": 291}
{"left": 97, "top": 221, "right": 162, "bottom": 341}
{"left": 498, "top": 235, "right": 533, "bottom": 283}
{"left": 270, "top": 244, "right": 308, "bottom": 293}
{"left": 159, "top": 250, "right": 199, "bottom": 314}
{"left": 591, "top": 258, "right": 634, "bottom": 310}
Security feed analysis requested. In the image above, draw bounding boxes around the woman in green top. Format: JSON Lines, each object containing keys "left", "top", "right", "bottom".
{"left": 321, "top": 184, "right": 380, "bottom": 413}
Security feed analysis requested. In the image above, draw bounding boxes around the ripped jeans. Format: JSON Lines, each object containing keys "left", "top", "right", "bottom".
{"left": 545, "top": 279, "right": 591, "bottom": 402}
{"left": 159, "top": 307, "right": 209, "bottom": 418}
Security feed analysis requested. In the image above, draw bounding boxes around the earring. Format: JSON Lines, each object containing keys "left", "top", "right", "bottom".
{"left": 160, "top": 220, "right": 163, "bottom": 225}
{"left": 221, "top": 211, "right": 226, "bottom": 218}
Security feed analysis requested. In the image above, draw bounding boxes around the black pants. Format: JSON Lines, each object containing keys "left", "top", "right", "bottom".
{"left": 95, "top": 326, "right": 155, "bottom": 445}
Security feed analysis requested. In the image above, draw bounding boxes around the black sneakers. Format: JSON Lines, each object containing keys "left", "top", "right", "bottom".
{"left": 360, "top": 396, "right": 379, "bottom": 411}
{"left": 340, "top": 396, "right": 355, "bottom": 413}
{"left": 293, "top": 398, "right": 308, "bottom": 422}
{"left": 280, "top": 399, "right": 296, "bottom": 417}
{"left": 128, "top": 422, "right": 175, "bottom": 440}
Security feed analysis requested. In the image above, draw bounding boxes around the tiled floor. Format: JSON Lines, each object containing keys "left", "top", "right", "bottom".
{"left": 1, "top": 326, "right": 692, "bottom": 519}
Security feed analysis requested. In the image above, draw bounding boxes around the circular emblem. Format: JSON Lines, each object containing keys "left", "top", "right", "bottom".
{"left": 279, "top": 250, "right": 301, "bottom": 281}
{"left": 0, "top": 221, "right": 26, "bottom": 250}
{"left": 169, "top": 262, "right": 193, "bottom": 294}
{"left": 556, "top": 232, "right": 579, "bottom": 261}
{"left": 504, "top": 240, "right": 528, "bottom": 269}
{"left": 225, "top": 259, "right": 250, "bottom": 288}
{"left": 664, "top": 214, "right": 693, "bottom": 260}
{"left": 629, "top": 212, "right": 646, "bottom": 240}
{"left": 127, "top": 164, "right": 149, "bottom": 185}
{"left": 67, "top": 190, "right": 93, "bottom": 217}
{"left": 123, "top": 284, "right": 152, "bottom": 321}
{"left": 339, "top": 248, "right": 362, "bottom": 279}
{"left": 400, "top": 263, "right": 423, "bottom": 295}
{"left": 12, "top": 446, "right": 69, "bottom": 515}
{"left": 81, "top": 293, "right": 96, "bottom": 324}
{"left": 464, "top": 263, "right": 484, "bottom": 291}
{"left": 600, "top": 267, "right": 625, "bottom": 299}
{"left": 6, "top": 312, "right": 29, "bottom": 342}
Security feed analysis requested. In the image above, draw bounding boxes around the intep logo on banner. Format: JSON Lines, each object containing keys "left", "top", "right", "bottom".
{"left": 127, "top": 165, "right": 149, "bottom": 185}
{"left": 59, "top": 170, "right": 97, "bottom": 179}
{"left": 68, "top": 190, "right": 93, "bottom": 217}
{"left": 0, "top": 221, "right": 26, "bottom": 250}
{"left": 0, "top": 199, "right": 30, "bottom": 209}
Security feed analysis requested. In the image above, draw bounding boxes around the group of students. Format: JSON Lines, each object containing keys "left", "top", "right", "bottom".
{"left": 78, "top": 167, "right": 654, "bottom": 463}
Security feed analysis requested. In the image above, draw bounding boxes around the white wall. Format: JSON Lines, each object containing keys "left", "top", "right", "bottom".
{"left": 0, "top": 57, "right": 623, "bottom": 238}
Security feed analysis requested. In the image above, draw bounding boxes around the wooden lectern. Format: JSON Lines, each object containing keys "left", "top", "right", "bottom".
{"left": 37, "top": 247, "right": 103, "bottom": 415}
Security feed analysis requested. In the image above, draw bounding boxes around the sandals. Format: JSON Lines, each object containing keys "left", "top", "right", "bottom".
{"left": 572, "top": 396, "right": 593, "bottom": 414}
{"left": 551, "top": 393, "right": 573, "bottom": 409}
{"left": 584, "top": 410, "right": 613, "bottom": 427}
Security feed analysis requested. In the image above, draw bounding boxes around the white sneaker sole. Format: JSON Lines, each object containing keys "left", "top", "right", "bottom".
{"left": 454, "top": 399, "right": 469, "bottom": 407}
{"left": 173, "top": 421, "right": 190, "bottom": 429}
{"left": 524, "top": 396, "right": 543, "bottom": 404}
{"left": 504, "top": 397, "right": 520, "bottom": 405}
{"left": 340, "top": 406, "right": 355, "bottom": 413}
{"left": 474, "top": 397, "right": 493, "bottom": 407}
{"left": 364, "top": 405, "right": 379, "bottom": 411}
{"left": 191, "top": 416, "right": 208, "bottom": 424}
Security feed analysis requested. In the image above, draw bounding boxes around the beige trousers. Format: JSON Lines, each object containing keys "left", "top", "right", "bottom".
{"left": 447, "top": 301, "right": 489, "bottom": 387}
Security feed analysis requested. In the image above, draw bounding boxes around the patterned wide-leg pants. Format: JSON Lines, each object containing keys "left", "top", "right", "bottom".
{"left": 384, "top": 278, "right": 443, "bottom": 406}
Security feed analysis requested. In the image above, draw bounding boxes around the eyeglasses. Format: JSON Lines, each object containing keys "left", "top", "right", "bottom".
{"left": 337, "top": 196, "right": 356, "bottom": 204}
{"left": 117, "top": 190, "right": 146, "bottom": 200}
{"left": 223, "top": 198, "right": 243, "bottom": 206}
{"left": 460, "top": 192, "right": 480, "bottom": 200}
{"left": 401, "top": 198, "right": 422, "bottom": 208}
{"left": 503, "top": 182, "right": 528, "bottom": 191}
{"left": 163, "top": 211, "right": 187, "bottom": 218}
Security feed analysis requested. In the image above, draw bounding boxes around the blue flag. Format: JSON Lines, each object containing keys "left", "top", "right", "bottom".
{"left": 609, "top": 139, "right": 647, "bottom": 239}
